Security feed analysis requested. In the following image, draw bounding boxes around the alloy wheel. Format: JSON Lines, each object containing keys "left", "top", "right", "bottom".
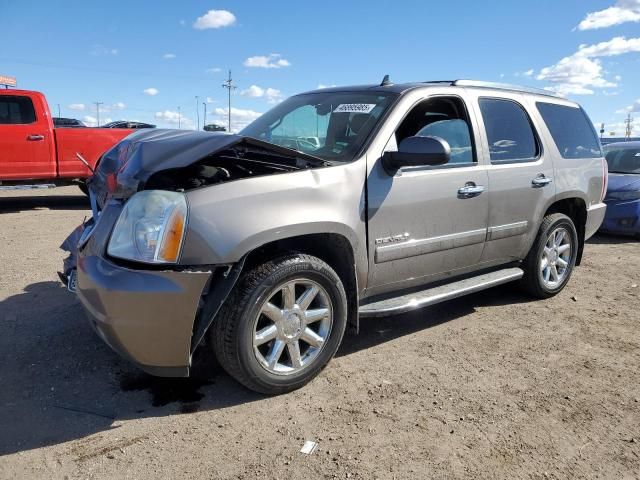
{"left": 252, "top": 279, "right": 333, "bottom": 375}
{"left": 539, "top": 226, "right": 572, "bottom": 289}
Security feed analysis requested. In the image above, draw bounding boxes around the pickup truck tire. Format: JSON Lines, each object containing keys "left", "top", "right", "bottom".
{"left": 211, "top": 254, "right": 347, "bottom": 394}
{"left": 78, "top": 182, "right": 89, "bottom": 196}
{"left": 521, "top": 213, "right": 578, "bottom": 299}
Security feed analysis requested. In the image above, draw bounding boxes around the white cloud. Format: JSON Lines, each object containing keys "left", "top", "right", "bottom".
{"left": 265, "top": 88, "right": 283, "bottom": 104}
{"left": 143, "top": 87, "right": 159, "bottom": 96}
{"left": 619, "top": 98, "right": 640, "bottom": 112}
{"left": 155, "top": 110, "right": 194, "bottom": 129}
{"left": 206, "top": 97, "right": 217, "bottom": 104}
{"left": 111, "top": 102, "right": 126, "bottom": 110}
{"left": 241, "top": 85, "right": 264, "bottom": 98}
{"left": 83, "top": 115, "right": 113, "bottom": 127}
{"left": 206, "top": 67, "right": 222, "bottom": 74}
{"left": 577, "top": 0, "right": 640, "bottom": 30}
{"left": 244, "top": 53, "right": 291, "bottom": 69}
{"left": 536, "top": 36, "right": 640, "bottom": 95}
{"left": 91, "top": 45, "right": 118, "bottom": 56}
{"left": 179, "top": 19, "right": 186, "bottom": 26}
{"left": 523, "top": 69, "right": 534, "bottom": 77}
{"left": 317, "top": 83, "right": 337, "bottom": 89}
{"left": 193, "top": 10, "right": 236, "bottom": 30}
{"left": 68, "top": 103, "right": 85, "bottom": 111}
{"left": 240, "top": 85, "right": 283, "bottom": 103}
{"left": 213, "top": 107, "right": 262, "bottom": 132}
{"left": 163, "top": 53, "right": 176, "bottom": 59}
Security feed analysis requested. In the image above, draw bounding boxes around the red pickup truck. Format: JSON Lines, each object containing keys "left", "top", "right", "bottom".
{"left": 0, "top": 89, "right": 133, "bottom": 193}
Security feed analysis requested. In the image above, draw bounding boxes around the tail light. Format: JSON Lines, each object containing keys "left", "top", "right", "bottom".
{"left": 601, "top": 157, "right": 608, "bottom": 202}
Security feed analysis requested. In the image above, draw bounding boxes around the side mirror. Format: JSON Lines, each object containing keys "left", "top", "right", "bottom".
{"left": 382, "top": 135, "right": 451, "bottom": 175}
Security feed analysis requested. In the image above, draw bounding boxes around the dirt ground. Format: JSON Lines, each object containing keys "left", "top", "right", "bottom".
{"left": 0, "top": 186, "right": 638, "bottom": 480}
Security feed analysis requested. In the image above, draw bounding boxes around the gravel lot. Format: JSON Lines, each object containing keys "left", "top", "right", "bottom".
{"left": 0, "top": 186, "right": 638, "bottom": 480}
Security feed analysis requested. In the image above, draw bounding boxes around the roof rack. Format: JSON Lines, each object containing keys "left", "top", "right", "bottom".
{"left": 451, "top": 80, "right": 563, "bottom": 98}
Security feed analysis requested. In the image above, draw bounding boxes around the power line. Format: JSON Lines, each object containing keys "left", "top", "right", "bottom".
{"left": 195, "top": 96, "right": 200, "bottom": 131}
{"left": 94, "top": 101, "right": 103, "bottom": 127}
{"left": 625, "top": 113, "right": 634, "bottom": 140}
{"left": 221, "top": 70, "right": 236, "bottom": 132}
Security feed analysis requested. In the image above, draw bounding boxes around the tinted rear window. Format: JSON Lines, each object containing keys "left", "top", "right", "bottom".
{"left": 478, "top": 98, "right": 538, "bottom": 162}
{"left": 0, "top": 96, "right": 37, "bottom": 124}
{"left": 536, "top": 102, "right": 601, "bottom": 159}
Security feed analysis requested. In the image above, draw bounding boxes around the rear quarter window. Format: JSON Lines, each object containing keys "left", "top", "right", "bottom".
{"left": 0, "top": 95, "right": 37, "bottom": 124}
{"left": 536, "top": 102, "right": 601, "bottom": 159}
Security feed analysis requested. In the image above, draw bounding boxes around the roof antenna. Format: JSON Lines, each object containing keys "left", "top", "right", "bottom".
{"left": 380, "top": 74, "right": 392, "bottom": 87}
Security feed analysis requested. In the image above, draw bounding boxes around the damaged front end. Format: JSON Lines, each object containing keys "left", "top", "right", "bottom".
{"left": 59, "top": 129, "right": 330, "bottom": 376}
{"left": 60, "top": 129, "right": 329, "bottom": 274}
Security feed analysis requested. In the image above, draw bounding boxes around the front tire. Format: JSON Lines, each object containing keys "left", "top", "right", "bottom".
{"left": 211, "top": 254, "right": 347, "bottom": 394}
{"left": 521, "top": 213, "right": 578, "bottom": 298}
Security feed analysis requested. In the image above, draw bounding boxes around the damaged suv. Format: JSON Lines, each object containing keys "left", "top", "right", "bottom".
{"left": 63, "top": 79, "right": 607, "bottom": 394}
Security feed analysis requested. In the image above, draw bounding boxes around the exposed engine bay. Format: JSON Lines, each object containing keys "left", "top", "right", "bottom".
{"left": 145, "top": 145, "right": 310, "bottom": 191}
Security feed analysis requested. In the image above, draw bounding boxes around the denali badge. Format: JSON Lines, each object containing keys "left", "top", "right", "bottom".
{"left": 375, "top": 233, "right": 410, "bottom": 245}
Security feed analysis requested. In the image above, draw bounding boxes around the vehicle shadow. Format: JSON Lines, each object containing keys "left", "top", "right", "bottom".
{"left": 0, "top": 279, "right": 532, "bottom": 456}
{"left": 587, "top": 232, "right": 638, "bottom": 244}
{"left": 0, "top": 194, "right": 89, "bottom": 213}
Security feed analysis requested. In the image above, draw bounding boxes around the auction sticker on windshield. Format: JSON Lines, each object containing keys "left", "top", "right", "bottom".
{"left": 333, "top": 104, "right": 376, "bottom": 114}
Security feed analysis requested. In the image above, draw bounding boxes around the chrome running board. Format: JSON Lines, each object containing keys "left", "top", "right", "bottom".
{"left": 359, "top": 267, "right": 524, "bottom": 317}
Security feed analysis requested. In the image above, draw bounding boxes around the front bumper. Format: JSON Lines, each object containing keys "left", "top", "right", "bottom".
{"left": 73, "top": 202, "right": 212, "bottom": 376}
{"left": 599, "top": 198, "right": 640, "bottom": 235}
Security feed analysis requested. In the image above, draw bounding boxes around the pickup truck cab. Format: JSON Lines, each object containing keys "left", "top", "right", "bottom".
{"left": 65, "top": 79, "right": 607, "bottom": 394}
{"left": 0, "top": 89, "right": 132, "bottom": 191}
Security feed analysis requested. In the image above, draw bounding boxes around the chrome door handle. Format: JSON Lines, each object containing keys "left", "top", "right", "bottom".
{"left": 27, "top": 134, "right": 44, "bottom": 141}
{"left": 458, "top": 183, "right": 485, "bottom": 198}
{"left": 532, "top": 174, "right": 552, "bottom": 187}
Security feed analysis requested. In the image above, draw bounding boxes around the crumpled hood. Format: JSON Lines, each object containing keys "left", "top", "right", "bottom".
{"left": 607, "top": 173, "right": 640, "bottom": 193}
{"left": 89, "top": 129, "right": 326, "bottom": 203}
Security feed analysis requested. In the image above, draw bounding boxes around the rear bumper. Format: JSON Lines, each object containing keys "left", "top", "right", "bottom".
{"left": 585, "top": 203, "right": 607, "bottom": 240}
{"left": 599, "top": 199, "right": 640, "bottom": 235}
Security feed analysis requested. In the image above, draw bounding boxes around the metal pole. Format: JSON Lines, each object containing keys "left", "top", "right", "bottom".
{"left": 94, "top": 102, "right": 103, "bottom": 127}
{"left": 222, "top": 70, "right": 236, "bottom": 132}
{"left": 57, "top": 104, "right": 61, "bottom": 118}
{"left": 195, "top": 96, "right": 200, "bottom": 130}
{"left": 203, "top": 102, "right": 207, "bottom": 130}
{"left": 178, "top": 106, "right": 181, "bottom": 129}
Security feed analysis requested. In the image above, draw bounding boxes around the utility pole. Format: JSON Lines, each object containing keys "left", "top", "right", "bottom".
{"left": 599, "top": 122, "right": 605, "bottom": 141}
{"left": 195, "top": 96, "right": 200, "bottom": 130}
{"left": 177, "top": 106, "right": 181, "bottom": 129}
{"left": 94, "top": 101, "right": 103, "bottom": 127}
{"left": 222, "top": 70, "right": 236, "bottom": 132}
{"left": 202, "top": 102, "right": 207, "bottom": 130}
{"left": 625, "top": 113, "right": 633, "bottom": 140}
{"left": 57, "top": 103, "right": 61, "bottom": 118}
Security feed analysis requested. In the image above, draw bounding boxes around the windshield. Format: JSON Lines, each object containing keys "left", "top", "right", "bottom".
{"left": 605, "top": 146, "right": 640, "bottom": 174}
{"left": 240, "top": 91, "right": 398, "bottom": 162}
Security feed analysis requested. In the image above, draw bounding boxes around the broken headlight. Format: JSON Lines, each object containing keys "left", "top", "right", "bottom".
{"left": 107, "top": 190, "right": 187, "bottom": 264}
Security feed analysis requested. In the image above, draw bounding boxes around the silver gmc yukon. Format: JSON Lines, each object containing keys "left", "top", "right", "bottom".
{"left": 63, "top": 79, "right": 607, "bottom": 394}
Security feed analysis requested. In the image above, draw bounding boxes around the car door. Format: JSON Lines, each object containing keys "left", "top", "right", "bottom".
{"left": 466, "top": 91, "right": 555, "bottom": 264}
{"left": 0, "top": 94, "right": 55, "bottom": 180}
{"left": 365, "top": 90, "right": 489, "bottom": 296}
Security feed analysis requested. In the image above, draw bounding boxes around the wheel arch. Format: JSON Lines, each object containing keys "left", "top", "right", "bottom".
{"left": 543, "top": 196, "right": 587, "bottom": 265}
{"left": 243, "top": 233, "right": 360, "bottom": 334}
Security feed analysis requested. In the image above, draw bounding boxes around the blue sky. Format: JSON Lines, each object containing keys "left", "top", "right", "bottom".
{"left": 1, "top": 0, "right": 639, "bottom": 135}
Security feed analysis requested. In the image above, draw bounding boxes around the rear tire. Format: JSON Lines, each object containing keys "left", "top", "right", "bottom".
{"left": 211, "top": 254, "right": 347, "bottom": 394}
{"left": 521, "top": 213, "right": 578, "bottom": 299}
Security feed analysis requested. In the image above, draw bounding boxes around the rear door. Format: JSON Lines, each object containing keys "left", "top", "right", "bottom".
{"left": 0, "top": 94, "right": 55, "bottom": 180}
{"left": 365, "top": 89, "right": 489, "bottom": 295}
{"left": 467, "top": 91, "right": 555, "bottom": 264}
